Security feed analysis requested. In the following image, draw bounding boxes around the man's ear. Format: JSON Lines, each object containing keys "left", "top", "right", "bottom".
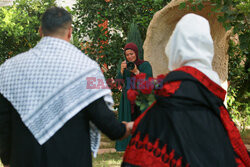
{"left": 67, "top": 26, "right": 72, "bottom": 41}
{"left": 39, "top": 26, "right": 43, "bottom": 37}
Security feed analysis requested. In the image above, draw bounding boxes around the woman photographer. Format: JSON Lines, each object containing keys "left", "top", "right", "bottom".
{"left": 115, "top": 42, "right": 153, "bottom": 151}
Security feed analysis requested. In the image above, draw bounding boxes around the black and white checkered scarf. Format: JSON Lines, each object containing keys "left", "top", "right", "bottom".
{"left": 0, "top": 37, "right": 113, "bottom": 157}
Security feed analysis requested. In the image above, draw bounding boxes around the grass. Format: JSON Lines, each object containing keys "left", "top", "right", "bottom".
{"left": 93, "top": 152, "right": 123, "bottom": 167}
{"left": 92, "top": 134, "right": 124, "bottom": 166}
{"left": 99, "top": 141, "right": 116, "bottom": 149}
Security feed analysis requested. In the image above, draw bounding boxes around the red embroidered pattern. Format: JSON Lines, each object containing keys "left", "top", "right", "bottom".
{"left": 155, "top": 81, "right": 181, "bottom": 97}
{"left": 236, "top": 158, "right": 247, "bottom": 167}
{"left": 123, "top": 133, "right": 189, "bottom": 167}
{"left": 220, "top": 106, "right": 250, "bottom": 167}
{"left": 175, "top": 66, "right": 226, "bottom": 101}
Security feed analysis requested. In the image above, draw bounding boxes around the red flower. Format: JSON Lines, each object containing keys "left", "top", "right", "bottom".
{"left": 148, "top": 77, "right": 157, "bottom": 87}
{"left": 140, "top": 80, "right": 154, "bottom": 94}
{"left": 156, "top": 74, "right": 166, "bottom": 81}
{"left": 148, "top": 77, "right": 155, "bottom": 82}
{"left": 157, "top": 74, "right": 166, "bottom": 79}
{"left": 127, "top": 89, "right": 139, "bottom": 102}
{"left": 136, "top": 72, "right": 146, "bottom": 80}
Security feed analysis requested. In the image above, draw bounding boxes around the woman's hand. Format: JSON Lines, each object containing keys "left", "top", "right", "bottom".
{"left": 130, "top": 64, "right": 140, "bottom": 75}
{"left": 120, "top": 61, "right": 127, "bottom": 75}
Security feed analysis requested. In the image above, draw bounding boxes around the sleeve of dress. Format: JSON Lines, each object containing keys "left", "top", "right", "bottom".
{"left": 0, "top": 93, "right": 11, "bottom": 165}
{"left": 139, "top": 62, "right": 153, "bottom": 78}
{"left": 86, "top": 97, "right": 126, "bottom": 140}
{"left": 116, "top": 61, "right": 124, "bottom": 80}
{"left": 116, "top": 71, "right": 124, "bottom": 80}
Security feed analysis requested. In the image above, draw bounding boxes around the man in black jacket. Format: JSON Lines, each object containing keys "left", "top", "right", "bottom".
{"left": 0, "top": 7, "right": 132, "bottom": 167}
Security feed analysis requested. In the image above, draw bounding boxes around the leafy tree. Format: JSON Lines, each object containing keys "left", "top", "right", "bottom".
{"left": 0, "top": 0, "right": 56, "bottom": 64}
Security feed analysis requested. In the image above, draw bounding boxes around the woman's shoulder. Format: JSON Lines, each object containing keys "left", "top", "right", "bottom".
{"left": 141, "top": 61, "right": 152, "bottom": 66}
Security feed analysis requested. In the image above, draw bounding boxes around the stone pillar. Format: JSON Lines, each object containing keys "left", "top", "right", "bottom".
{"left": 143, "top": 0, "right": 231, "bottom": 90}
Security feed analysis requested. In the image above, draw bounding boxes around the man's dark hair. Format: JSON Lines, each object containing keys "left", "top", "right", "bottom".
{"left": 41, "top": 7, "right": 72, "bottom": 36}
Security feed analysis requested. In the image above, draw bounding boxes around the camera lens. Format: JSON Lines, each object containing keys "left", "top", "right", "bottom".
{"left": 127, "top": 62, "right": 135, "bottom": 70}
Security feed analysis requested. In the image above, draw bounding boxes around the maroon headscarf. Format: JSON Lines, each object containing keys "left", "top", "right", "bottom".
{"left": 124, "top": 42, "right": 144, "bottom": 67}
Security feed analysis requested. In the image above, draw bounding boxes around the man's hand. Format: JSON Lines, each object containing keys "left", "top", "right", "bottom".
{"left": 120, "top": 121, "right": 134, "bottom": 140}
{"left": 4, "top": 165, "right": 10, "bottom": 167}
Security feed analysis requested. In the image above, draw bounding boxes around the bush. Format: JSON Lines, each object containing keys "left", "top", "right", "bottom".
{"left": 0, "top": 0, "right": 56, "bottom": 65}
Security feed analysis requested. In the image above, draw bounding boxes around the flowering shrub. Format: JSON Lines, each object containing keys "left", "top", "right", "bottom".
{"left": 127, "top": 73, "right": 166, "bottom": 110}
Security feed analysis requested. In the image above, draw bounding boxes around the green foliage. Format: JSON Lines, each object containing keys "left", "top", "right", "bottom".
{"left": 227, "top": 39, "right": 250, "bottom": 131}
{"left": 135, "top": 93, "right": 155, "bottom": 111}
{"left": 180, "top": 0, "right": 250, "bottom": 130}
{"left": 72, "top": 0, "right": 170, "bottom": 108}
{"left": 179, "top": 0, "right": 205, "bottom": 11}
{"left": 218, "top": 0, "right": 249, "bottom": 130}
{"left": 135, "top": 0, "right": 170, "bottom": 40}
{"left": 126, "top": 22, "right": 144, "bottom": 60}
{"left": 0, "top": 0, "right": 56, "bottom": 65}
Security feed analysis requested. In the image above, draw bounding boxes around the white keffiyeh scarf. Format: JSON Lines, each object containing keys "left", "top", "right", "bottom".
{"left": 0, "top": 36, "right": 113, "bottom": 157}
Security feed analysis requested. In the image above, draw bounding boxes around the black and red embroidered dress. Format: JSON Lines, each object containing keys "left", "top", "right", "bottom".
{"left": 122, "top": 66, "right": 250, "bottom": 167}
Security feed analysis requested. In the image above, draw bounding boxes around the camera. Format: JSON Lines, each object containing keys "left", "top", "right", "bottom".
{"left": 127, "top": 62, "right": 135, "bottom": 70}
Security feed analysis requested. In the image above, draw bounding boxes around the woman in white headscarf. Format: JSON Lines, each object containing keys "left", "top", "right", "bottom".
{"left": 122, "top": 14, "right": 250, "bottom": 167}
